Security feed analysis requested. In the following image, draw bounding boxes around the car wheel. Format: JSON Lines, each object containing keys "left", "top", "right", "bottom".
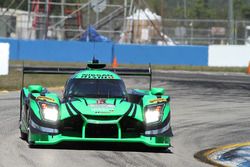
{"left": 151, "top": 147, "right": 171, "bottom": 153}
{"left": 27, "top": 112, "right": 35, "bottom": 148}
{"left": 20, "top": 129, "right": 27, "bottom": 140}
{"left": 19, "top": 91, "right": 28, "bottom": 140}
{"left": 27, "top": 127, "right": 35, "bottom": 148}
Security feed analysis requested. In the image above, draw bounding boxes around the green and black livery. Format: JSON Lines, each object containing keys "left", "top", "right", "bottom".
{"left": 19, "top": 61, "right": 173, "bottom": 148}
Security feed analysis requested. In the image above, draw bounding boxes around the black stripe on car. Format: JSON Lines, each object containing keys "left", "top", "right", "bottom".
{"left": 82, "top": 98, "right": 88, "bottom": 106}
{"left": 65, "top": 103, "right": 74, "bottom": 116}
{"left": 131, "top": 104, "right": 137, "bottom": 118}
{"left": 119, "top": 98, "right": 126, "bottom": 103}
{"left": 124, "top": 103, "right": 133, "bottom": 116}
{"left": 30, "top": 94, "right": 37, "bottom": 101}
{"left": 69, "top": 102, "right": 82, "bottom": 115}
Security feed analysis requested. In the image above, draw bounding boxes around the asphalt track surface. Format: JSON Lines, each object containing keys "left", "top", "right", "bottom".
{"left": 0, "top": 71, "right": 250, "bottom": 167}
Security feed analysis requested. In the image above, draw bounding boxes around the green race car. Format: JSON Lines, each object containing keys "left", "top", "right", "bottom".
{"left": 19, "top": 60, "right": 173, "bottom": 148}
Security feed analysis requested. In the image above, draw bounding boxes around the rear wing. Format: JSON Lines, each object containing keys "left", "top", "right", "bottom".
{"left": 22, "top": 65, "right": 152, "bottom": 89}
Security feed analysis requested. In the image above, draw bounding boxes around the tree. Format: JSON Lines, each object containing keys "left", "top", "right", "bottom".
{"left": 241, "top": 6, "right": 250, "bottom": 19}
{"left": 188, "top": 0, "right": 215, "bottom": 19}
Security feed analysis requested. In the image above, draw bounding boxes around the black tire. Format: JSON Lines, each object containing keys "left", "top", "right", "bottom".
{"left": 27, "top": 130, "right": 36, "bottom": 148}
{"left": 20, "top": 130, "right": 27, "bottom": 140}
{"left": 19, "top": 90, "right": 23, "bottom": 122}
{"left": 154, "top": 147, "right": 171, "bottom": 153}
{"left": 27, "top": 112, "right": 36, "bottom": 148}
{"left": 28, "top": 141, "right": 35, "bottom": 148}
{"left": 20, "top": 90, "right": 28, "bottom": 140}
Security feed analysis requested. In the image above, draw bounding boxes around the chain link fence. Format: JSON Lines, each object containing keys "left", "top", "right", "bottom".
{"left": 1, "top": 4, "right": 250, "bottom": 45}
{"left": 161, "top": 19, "right": 250, "bottom": 45}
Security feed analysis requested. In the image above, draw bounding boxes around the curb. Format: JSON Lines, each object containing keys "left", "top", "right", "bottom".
{"left": 194, "top": 142, "right": 250, "bottom": 167}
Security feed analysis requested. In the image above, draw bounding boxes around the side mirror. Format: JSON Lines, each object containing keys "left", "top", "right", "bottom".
{"left": 28, "top": 85, "right": 43, "bottom": 93}
{"left": 151, "top": 87, "right": 165, "bottom": 95}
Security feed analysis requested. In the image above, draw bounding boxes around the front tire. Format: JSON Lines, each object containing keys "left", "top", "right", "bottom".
{"left": 28, "top": 131, "right": 35, "bottom": 148}
{"left": 27, "top": 115, "right": 35, "bottom": 148}
{"left": 20, "top": 129, "right": 27, "bottom": 140}
{"left": 19, "top": 91, "right": 28, "bottom": 140}
{"left": 151, "top": 147, "right": 171, "bottom": 153}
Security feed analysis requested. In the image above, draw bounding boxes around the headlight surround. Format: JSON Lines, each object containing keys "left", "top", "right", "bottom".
{"left": 39, "top": 102, "right": 59, "bottom": 122}
{"left": 144, "top": 103, "right": 164, "bottom": 124}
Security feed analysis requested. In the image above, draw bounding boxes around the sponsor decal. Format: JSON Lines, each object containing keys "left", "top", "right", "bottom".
{"left": 97, "top": 99, "right": 106, "bottom": 104}
{"left": 89, "top": 103, "right": 115, "bottom": 114}
{"left": 81, "top": 74, "right": 114, "bottom": 79}
{"left": 149, "top": 98, "right": 167, "bottom": 104}
{"left": 36, "top": 96, "right": 55, "bottom": 103}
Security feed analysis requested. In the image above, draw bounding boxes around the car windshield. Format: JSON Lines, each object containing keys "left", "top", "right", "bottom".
{"left": 64, "top": 79, "right": 127, "bottom": 98}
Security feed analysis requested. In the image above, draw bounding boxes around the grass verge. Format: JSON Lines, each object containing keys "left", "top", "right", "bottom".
{"left": 0, "top": 61, "right": 247, "bottom": 91}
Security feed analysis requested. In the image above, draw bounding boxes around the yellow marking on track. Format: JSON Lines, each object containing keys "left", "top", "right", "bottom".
{"left": 199, "top": 142, "right": 250, "bottom": 167}
{"left": 206, "top": 142, "right": 250, "bottom": 157}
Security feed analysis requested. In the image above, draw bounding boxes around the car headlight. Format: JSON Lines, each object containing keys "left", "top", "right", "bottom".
{"left": 144, "top": 104, "right": 164, "bottom": 124}
{"left": 39, "top": 102, "right": 59, "bottom": 122}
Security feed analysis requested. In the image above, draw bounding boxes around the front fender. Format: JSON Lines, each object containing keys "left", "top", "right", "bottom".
{"left": 23, "top": 86, "right": 61, "bottom": 134}
{"left": 142, "top": 95, "right": 173, "bottom": 137}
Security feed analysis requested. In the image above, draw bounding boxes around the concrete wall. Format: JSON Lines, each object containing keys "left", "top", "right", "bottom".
{"left": 209, "top": 45, "right": 250, "bottom": 67}
{"left": 0, "top": 38, "right": 209, "bottom": 66}
{"left": 0, "top": 38, "right": 19, "bottom": 60}
{"left": 0, "top": 43, "right": 9, "bottom": 75}
{"left": 115, "top": 44, "right": 208, "bottom": 65}
{"left": 0, "top": 38, "right": 112, "bottom": 63}
{"left": 3, "top": 38, "right": 250, "bottom": 67}
{"left": 18, "top": 40, "right": 113, "bottom": 63}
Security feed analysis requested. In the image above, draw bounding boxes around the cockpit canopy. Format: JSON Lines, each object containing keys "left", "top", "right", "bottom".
{"left": 64, "top": 79, "right": 127, "bottom": 98}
